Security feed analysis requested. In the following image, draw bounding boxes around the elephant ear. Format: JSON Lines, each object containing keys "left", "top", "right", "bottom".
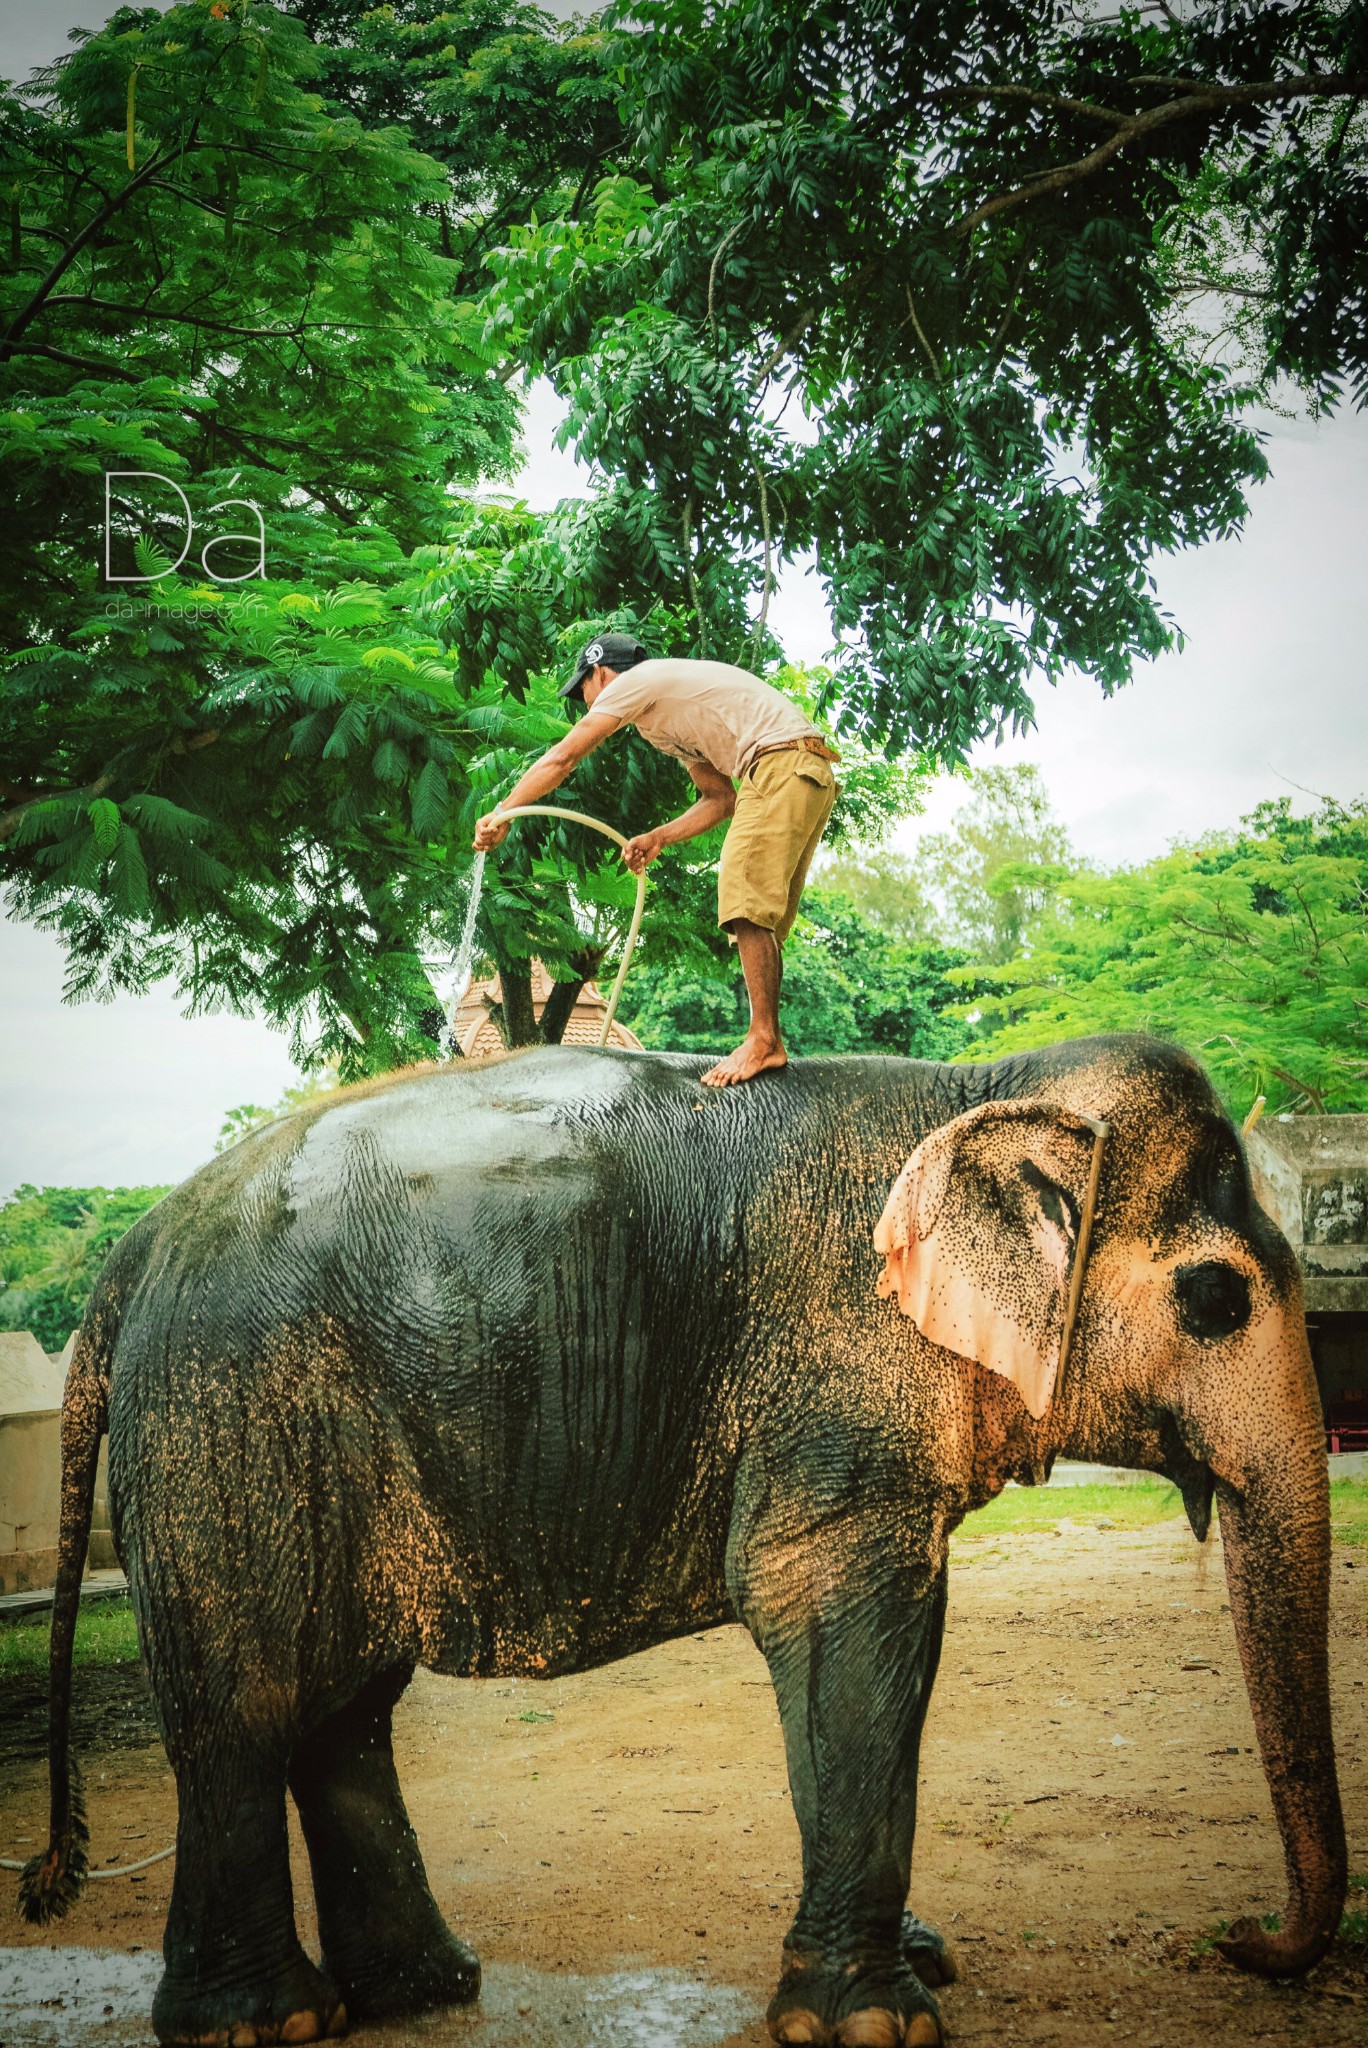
{"left": 874, "top": 1099, "right": 1105, "bottom": 1419}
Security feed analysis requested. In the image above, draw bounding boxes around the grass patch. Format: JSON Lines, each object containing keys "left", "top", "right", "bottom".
{"left": 0, "top": 1597, "right": 140, "bottom": 1676}
{"left": 955, "top": 1478, "right": 1368, "bottom": 1542}
{"left": 956, "top": 1479, "right": 1183, "bottom": 1537}
{"left": 1330, "top": 1479, "right": 1368, "bottom": 1546}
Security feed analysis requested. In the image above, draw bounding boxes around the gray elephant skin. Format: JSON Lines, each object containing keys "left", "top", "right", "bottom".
{"left": 20, "top": 1035, "right": 1346, "bottom": 2048}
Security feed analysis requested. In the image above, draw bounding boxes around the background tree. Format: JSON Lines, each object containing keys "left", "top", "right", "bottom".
{"left": 810, "top": 849, "right": 938, "bottom": 947}
{"left": 918, "top": 765, "right": 1075, "bottom": 963}
{"left": 0, "top": 1184, "right": 170, "bottom": 1351}
{"left": 957, "top": 795, "right": 1368, "bottom": 1118}
{"left": 623, "top": 889, "right": 972, "bottom": 1063}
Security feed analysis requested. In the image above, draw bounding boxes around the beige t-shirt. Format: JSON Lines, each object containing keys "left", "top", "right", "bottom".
{"left": 588, "top": 658, "right": 822, "bottom": 780}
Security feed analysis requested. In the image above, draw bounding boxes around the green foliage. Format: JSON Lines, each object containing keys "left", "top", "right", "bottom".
{"left": 487, "top": 0, "right": 1366, "bottom": 760}
{"left": 0, "top": 1184, "right": 169, "bottom": 1351}
{"left": 813, "top": 850, "right": 938, "bottom": 948}
{"left": 919, "top": 765, "right": 1074, "bottom": 964}
{"left": 622, "top": 888, "right": 971, "bottom": 1062}
{"left": 0, "top": 2, "right": 516, "bottom": 600}
{"left": 280, "top": 0, "right": 626, "bottom": 304}
{"left": 958, "top": 797, "right": 1368, "bottom": 1118}
{"left": 4, "top": 0, "right": 1362, "bottom": 1071}
{"left": 216, "top": 1066, "right": 341, "bottom": 1153}
{"left": 0, "top": 2, "right": 707, "bottom": 1063}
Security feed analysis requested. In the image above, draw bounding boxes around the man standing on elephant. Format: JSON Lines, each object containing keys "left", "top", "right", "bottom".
{"left": 473, "top": 634, "right": 839, "bottom": 1088}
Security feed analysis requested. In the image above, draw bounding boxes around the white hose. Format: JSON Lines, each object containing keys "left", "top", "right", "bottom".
{"left": 493, "top": 804, "right": 649, "bottom": 1045}
{"left": 0, "top": 1845, "right": 175, "bottom": 1876}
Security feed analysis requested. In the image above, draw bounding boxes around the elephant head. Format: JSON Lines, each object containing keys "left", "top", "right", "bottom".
{"left": 874, "top": 1049, "right": 1347, "bottom": 1979}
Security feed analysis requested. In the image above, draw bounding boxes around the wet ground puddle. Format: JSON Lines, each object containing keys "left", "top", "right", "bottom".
{"left": 0, "top": 1950, "right": 759, "bottom": 2046}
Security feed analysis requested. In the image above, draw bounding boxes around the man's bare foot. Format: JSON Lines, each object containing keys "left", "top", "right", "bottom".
{"left": 701, "top": 1035, "right": 788, "bottom": 1088}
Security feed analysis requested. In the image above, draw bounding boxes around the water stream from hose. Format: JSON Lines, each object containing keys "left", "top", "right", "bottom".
{"left": 445, "top": 848, "right": 486, "bottom": 1033}
{"left": 442, "top": 808, "right": 647, "bottom": 1051}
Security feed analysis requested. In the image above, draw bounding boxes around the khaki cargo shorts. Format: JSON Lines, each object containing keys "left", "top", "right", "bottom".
{"left": 717, "top": 746, "right": 838, "bottom": 944}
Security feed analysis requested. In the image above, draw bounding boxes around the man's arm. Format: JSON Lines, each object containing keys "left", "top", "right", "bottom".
{"left": 473, "top": 714, "right": 619, "bottom": 850}
{"left": 621, "top": 757, "right": 736, "bottom": 874}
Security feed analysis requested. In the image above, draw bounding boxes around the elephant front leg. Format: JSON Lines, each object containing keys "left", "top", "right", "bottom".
{"left": 732, "top": 1510, "right": 950, "bottom": 2048}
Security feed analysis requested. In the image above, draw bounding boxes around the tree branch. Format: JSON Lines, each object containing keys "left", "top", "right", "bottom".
{"left": 751, "top": 300, "right": 821, "bottom": 385}
{"left": 0, "top": 144, "right": 192, "bottom": 362}
{"left": 707, "top": 219, "right": 746, "bottom": 336}
{"left": 927, "top": 82, "right": 1130, "bottom": 127}
{"left": 41, "top": 295, "right": 370, "bottom": 341}
{"left": 0, "top": 770, "right": 115, "bottom": 845}
{"left": 954, "top": 70, "right": 1368, "bottom": 237}
{"left": 902, "top": 285, "right": 942, "bottom": 379}
{"left": 683, "top": 492, "right": 706, "bottom": 656}
{"left": 749, "top": 464, "right": 773, "bottom": 665}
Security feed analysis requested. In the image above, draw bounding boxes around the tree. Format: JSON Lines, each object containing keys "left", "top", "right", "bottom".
{"left": 920, "top": 764, "right": 1074, "bottom": 963}
{"left": 0, "top": 4, "right": 925, "bottom": 1066}
{"left": 0, "top": 4, "right": 520, "bottom": 604}
{"left": 812, "top": 849, "right": 938, "bottom": 947}
{"left": 215, "top": 1065, "right": 341, "bottom": 1152}
{"left": 0, "top": 1183, "right": 170, "bottom": 1351}
{"left": 487, "top": 0, "right": 1366, "bottom": 759}
{"left": 279, "top": 0, "right": 626, "bottom": 301}
{"left": 0, "top": 1, "right": 521, "bottom": 1066}
{"left": 958, "top": 796, "right": 1368, "bottom": 1118}
{"left": 623, "top": 888, "right": 971, "bottom": 1063}
{"left": 814, "top": 764, "right": 1072, "bottom": 959}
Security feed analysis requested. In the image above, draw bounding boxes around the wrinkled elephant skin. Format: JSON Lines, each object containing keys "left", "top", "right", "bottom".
{"left": 22, "top": 1036, "right": 1345, "bottom": 2046}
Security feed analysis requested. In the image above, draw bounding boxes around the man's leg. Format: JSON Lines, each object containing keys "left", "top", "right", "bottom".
{"left": 702, "top": 918, "right": 787, "bottom": 1087}
{"left": 707, "top": 753, "right": 835, "bottom": 1089}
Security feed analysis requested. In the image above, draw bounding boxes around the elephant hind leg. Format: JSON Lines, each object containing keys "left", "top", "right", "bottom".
{"left": 288, "top": 1665, "right": 479, "bottom": 2022}
{"left": 153, "top": 1743, "right": 344, "bottom": 2047}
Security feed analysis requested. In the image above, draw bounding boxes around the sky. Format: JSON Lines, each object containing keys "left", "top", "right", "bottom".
{"left": 1, "top": 5, "right": 1366, "bottom": 1192}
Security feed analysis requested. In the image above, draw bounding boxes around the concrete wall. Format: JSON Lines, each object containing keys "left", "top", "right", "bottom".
{"left": 0, "top": 1329, "right": 115, "bottom": 1593}
{"left": 0, "top": 1331, "right": 64, "bottom": 1595}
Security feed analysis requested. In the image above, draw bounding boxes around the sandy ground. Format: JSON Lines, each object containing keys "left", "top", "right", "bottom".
{"left": 2, "top": 1513, "right": 1365, "bottom": 2047}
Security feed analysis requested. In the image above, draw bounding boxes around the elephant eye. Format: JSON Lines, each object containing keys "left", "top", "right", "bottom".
{"left": 1019, "top": 1158, "right": 1078, "bottom": 1240}
{"left": 1174, "top": 1261, "right": 1252, "bottom": 1342}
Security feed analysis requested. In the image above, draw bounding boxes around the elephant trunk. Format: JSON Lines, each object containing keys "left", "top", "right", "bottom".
{"left": 1211, "top": 1381, "right": 1346, "bottom": 1976}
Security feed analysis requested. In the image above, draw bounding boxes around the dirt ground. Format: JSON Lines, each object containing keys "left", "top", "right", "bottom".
{"left": 2, "top": 1512, "right": 1365, "bottom": 2048}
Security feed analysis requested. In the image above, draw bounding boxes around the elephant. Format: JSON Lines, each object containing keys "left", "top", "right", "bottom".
{"left": 21, "top": 1033, "right": 1345, "bottom": 2048}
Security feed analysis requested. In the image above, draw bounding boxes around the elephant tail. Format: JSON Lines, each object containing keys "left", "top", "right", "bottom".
{"left": 17, "top": 1314, "right": 110, "bottom": 1924}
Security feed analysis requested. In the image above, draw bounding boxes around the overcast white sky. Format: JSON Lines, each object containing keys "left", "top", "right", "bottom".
{"left": 2, "top": 6, "right": 1365, "bottom": 1192}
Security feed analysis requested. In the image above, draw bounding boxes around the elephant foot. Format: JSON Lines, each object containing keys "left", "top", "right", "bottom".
{"left": 326, "top": 1928, "right": 480, "bottom": 2022}
{"left": 899, "top": 1911, "right": 958, "bottom": 1989}
{"left": 152, "top": 1952, "right": 347, "bottom": 2047}
{"left": 767, "top": 1948, "right": 943, "bottom": 2048}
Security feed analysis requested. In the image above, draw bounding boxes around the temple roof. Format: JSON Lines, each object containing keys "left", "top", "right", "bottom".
{"left": 452, "top": 958, "right": 643, "bottom": 1060}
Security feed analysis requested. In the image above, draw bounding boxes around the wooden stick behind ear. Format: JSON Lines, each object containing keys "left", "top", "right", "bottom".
{"left": 1057, "top": 1116, "right": 1109, "bottom": 1382}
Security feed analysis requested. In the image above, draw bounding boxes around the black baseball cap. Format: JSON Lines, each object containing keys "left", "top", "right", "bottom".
{"left": 560, "top": 632, "right": 649, "bottom": 701}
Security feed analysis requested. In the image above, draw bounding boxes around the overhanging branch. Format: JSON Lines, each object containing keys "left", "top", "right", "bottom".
{"left": 953, "top": 69, "right": 1368, "bottom": 236}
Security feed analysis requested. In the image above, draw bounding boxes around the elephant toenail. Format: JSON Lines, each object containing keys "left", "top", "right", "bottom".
{"left": 228, "top": 2026, "right": 258, "bottom": 2048}
{"left": 324, "top": 2004, "right": 348, "bottom": 2040}
{"left": 903, "top": 2016, "right": 940, "bottom": 2047}
{"left": 771, "top": 2010, "right": 827, "bottom": 2044}
{"left": 279, "top": 2014, "right": 322, "bottom": 2044}
{"left": 835, "top": 2010, "right": 902, "bottom": 2048}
